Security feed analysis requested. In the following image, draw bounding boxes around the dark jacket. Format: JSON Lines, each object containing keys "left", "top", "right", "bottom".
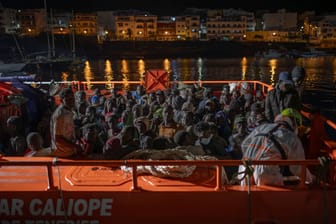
{"left": 265, "top": 86, "right": 301, "bottom": 122}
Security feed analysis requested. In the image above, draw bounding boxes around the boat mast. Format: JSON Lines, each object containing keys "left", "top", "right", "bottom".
{"left": 71, "top": 10, "right": 76, "bottom": 59}
{"left": 50, "top": 8, "right": 55, "bottom": 58}
{"left": 44, "top": 0, "right": 51, "bottom": 59}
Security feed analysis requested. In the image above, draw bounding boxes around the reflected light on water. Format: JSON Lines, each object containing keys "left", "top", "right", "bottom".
{"left": 61, "top": 72, "right": 68, "bottom": 81}
{"left": 104, "top": 59, "right": 114, "bottom": 89}
{"left": 241, "top": 57, "right": 247, "bottom": 80}
{"left": 138, "top": 59, "right": 146, "bottom": 83}
{"left": 84, "top": 60, "right": 94, "bottom": 90}
{"left": 164, "top": 58, "right": 177, "bottom": 83}
{"left": 302, "top": 57, "right": 328, "bottom": 85}
{"left": 121, "top": 59, "right": 130, "bottom": 90}
{"left": 180, "top": 59, "right": 192, "bottom": 81}
{"left": 197, "top": 58, "right": 203, "bottom": 81}
{"left": 163, "top": 58, "right": 171, "bottom": 72}
{"left": 332, "top": 57, "right": 336, "bottom": 81}
{"left": 268, "top": 59, "right": 277, "bottom": 86}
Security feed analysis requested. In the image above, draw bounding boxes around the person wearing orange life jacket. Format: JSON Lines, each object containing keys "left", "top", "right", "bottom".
{"left": 238, "top": 108, "right": 313, "bottom": 186}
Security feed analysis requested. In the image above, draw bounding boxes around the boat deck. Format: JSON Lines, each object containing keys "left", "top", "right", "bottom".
{"left": 1, "top": 157, "right": 336, "bottom": 224}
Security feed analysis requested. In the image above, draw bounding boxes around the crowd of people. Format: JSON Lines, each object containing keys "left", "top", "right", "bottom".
{"left": 1, "top": 65, "right": 316, "bottom": 186}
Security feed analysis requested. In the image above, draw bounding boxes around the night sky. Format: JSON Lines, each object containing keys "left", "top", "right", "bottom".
{"left": 1, "top": 0, "right": 332, "bottom": 15}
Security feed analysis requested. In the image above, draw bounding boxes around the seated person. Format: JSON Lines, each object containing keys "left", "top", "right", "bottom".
{"left": 24, "top": 132, "right": 51, "bottom": 157}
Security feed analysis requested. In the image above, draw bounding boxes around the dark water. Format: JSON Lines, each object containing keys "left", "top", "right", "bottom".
{"left": 41, "top": 56, "right": 336, "bottom": 122}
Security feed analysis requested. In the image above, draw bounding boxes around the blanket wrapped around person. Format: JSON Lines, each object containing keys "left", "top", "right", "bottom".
{"left": 121, "top": 147, "right": 228, "bottom": 182}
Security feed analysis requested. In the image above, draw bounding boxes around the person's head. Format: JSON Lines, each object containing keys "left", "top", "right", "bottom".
{"left": 85, "top": 106, "right": 96, "bottom": 118}
{"left": 162, "top": 104, "right": 174, "bottom": 122}
{"left": 93, "top": 88, "right": 101, "bottom": 96}
{"left": 110, "top": 88, "right": 118, "bottom": 98}
{"left": 181, "top": 111, "right": 194, "bottom": 126}
{"left": 152, "top": 136, "right": 171, "bottom": 150}
{"left": 59, "top": 88, "right": 75, "bottom": 109}
{"left": 99, "top": 95, "right": 106, "bottom": 108}
{"left": 6, "top": 116, "right": 25, "bottom": 136}
{"left": 26, "top": 132, "right": 43, "bottom": 151}
{"left": 156, "top": 90, "right": 165, "bottom": 104}
{"left": 194, "top": 121, "right": 212, "bottom": 139}
{"left": 133, "top": 116, "right": 149, "bottom": 134}
{"left": 90, "top": 95, "right": 100, "bottom": 107}
{"left": 278, "top": 71, "right": 294, "bottom": 93}
{"left": 194, "top": 121, "right": 213, "bottom": 145}
{"left": 74, "top": 90, "right": 86, "bottom": 105}
{"left": 250, "top": 102, "right": 262, "bottom": 116}
{"left": 174, "top": 130, "right": 194, "bottom": 146}
{"left": 104, "top": 98, "right": 116, "bottom": 113}
{"left": 136, "top": 85, "right": 145, "bottom": 96}
{"left": 275, "top": 108, "right": 302, "bottom": 134}
{"left": 215, "top": 110, "right": 228, "bottom": 127}
{"left": 291, "top": 66, "right": 306, "bottom": 87}
{"left": 107, "top": 114, "right": 119, "bottom": 129}
{"left": 132, "top": 103, "right": 143, "bottom": 119}
{"left": 222, "top": 85, "right": 230, "bottom": 95}
{"left": 81, "top": 123, "right": 98, "bottom": 143}
{"left": 204, "top": 99, "right": 216, "bottom": 113}
{"left": 233, "top": 115, "right": 247, "bottom": 134}
{"left": 120, "top": 125, "right": 139, "bottom": 144}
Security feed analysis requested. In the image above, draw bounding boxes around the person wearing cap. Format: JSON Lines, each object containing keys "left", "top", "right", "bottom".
{"left": 237, "top": 108, "right": 313, "bottom": 186}
{"left": 291, "top": 65, "right": 306, "bottom": 99}
{"left": 194, "top": 121, "right": 230, "bottom": 160}
{"left": 265, "top": 71, "right": 301, "bottom": 122}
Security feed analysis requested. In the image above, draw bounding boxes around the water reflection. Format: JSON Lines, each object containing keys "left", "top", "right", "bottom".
{"left": 197, "top": 58, "right": 204, "bottom": 81}
{"left": 332, "top": 57, "right": 336, "bottom": 81}
{"left": 121, "top": 59, "right": 130, "bottom": 90}
{"left": 83, "top": 60, "right": 94, "bottom": 90}
{"left": 39, "top": 56, "right": 335, "bottom": 121}
{"left": 241, "top": 57, "right": 247, "bottom": 80}
{"left": 268, "top": 59, "right": 277, "bottom": 86}
{"left": 104, "top": 59, "right": 114, "bottom": 89}
{"left": 138, "top": 59, "right": 146, "bottom": 83}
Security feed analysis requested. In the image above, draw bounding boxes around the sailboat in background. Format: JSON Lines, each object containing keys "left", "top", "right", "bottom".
{"left": 28, "top": 0, "right": 84, "bottom": 70}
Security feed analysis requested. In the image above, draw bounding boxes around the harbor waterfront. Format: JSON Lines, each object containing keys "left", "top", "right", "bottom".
{"left": 2, "top": 52, "right": 336, "bottom": 224}
{"left": 38, "top": 55, "right": 336, "bottom": 123}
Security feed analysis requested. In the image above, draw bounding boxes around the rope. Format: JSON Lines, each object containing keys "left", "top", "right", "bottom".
{"left": 231, "top": 159, "right": 254, "bottom": 224}
{"left": 231, "top": 159, "right": 254, "bottom": 183}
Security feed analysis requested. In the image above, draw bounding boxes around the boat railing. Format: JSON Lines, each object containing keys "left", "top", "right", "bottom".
{"left": 0, "top": 157, "right": 333, "bottom": 191}
{"left": 24, "top": 80, "right": 274, "bottom": 94}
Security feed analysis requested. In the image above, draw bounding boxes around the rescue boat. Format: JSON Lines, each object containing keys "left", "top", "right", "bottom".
{"left": 0, "top": 70, "right": 336, "bottom": 224}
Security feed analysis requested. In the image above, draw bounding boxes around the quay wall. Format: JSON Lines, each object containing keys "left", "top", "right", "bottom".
{"left": 0, "top": 34, "right": 310, "bottom": 60}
